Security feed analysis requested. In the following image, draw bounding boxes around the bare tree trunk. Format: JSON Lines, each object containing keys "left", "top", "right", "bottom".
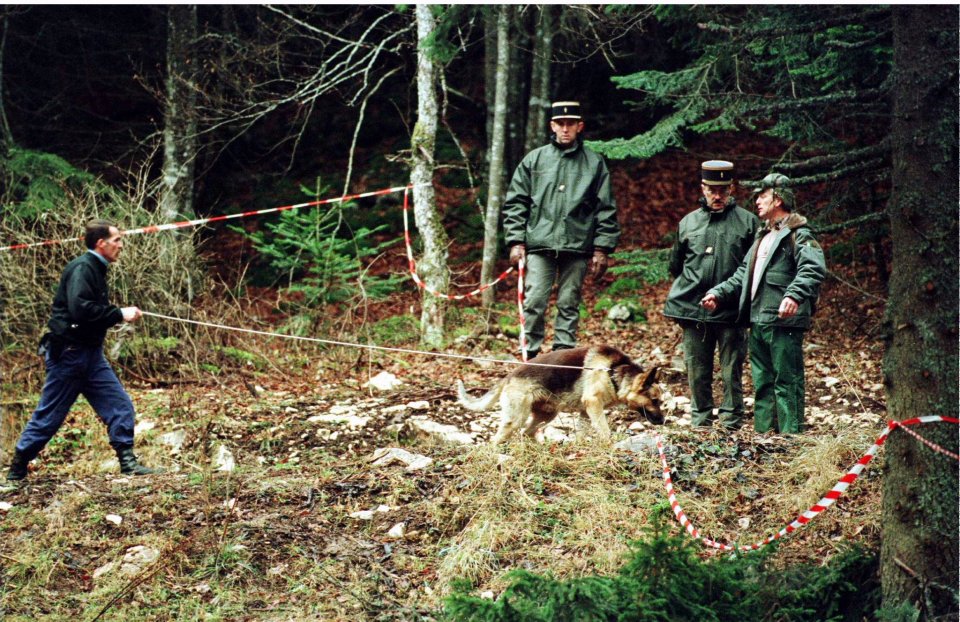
{"left": 524, "top": 6, "right": 553, "bottom": 154}
{"left": 160, "top": 5, "right": 198, "bottom": 221}
{"left": 480, "top": 5, "right": 511, "bottom": 309}
{"left": 412, "top": 5, "right": 448, "bottom": 348}
{"left": 0, "top": 11, "right": 14, "bottom": 153}
{"left": 881, "top": 6, "right": 959, "bottom": 618}
{"left": 483, "top": 8, "right": 497, "bottom": 182}
{"left": 505, "top": 11, "right": 528, "bottom": 177}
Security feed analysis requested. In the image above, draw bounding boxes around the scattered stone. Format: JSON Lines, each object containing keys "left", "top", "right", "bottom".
{"left": 606, "top": 303, "right": 634, "bottom": 322}
{"left": 406, "top": 418, "right": 475, "bottom": 445}
{"left": 738, "top": 517, "right": 751, "bottom": 529}
{"left": 387, "top": 522, "right": 406, "bottom": 539}
{"left": 371, "top": 448, "right": 433, "bottom": 471}
{"left": 823, "top": 376, "right": 841, "bottom": 389}
{"left": 615, "top": 434, "right": 660, "bottom": 456}
{"left": 134, "top": 420, "right": 156, "bottom": 435}
{"left": 307, "top": 414, "right": 370, "bottom": 428}
{"left": 213, "top": 445, "right": 235, "bottom": 472}
{"left": 105, "top": 514, "right": 123, "bottom": 526}
{"left": 0, "top": 501, "right": 13, "bottom": 511}
{"left": 349, "top": 505, "right": 392, "bottom": 520}
{"left": 366, "top": 371, "right": 403, "bottom": 391}
{"left": 159, "top": 429, "right": 187, "bottom": 454}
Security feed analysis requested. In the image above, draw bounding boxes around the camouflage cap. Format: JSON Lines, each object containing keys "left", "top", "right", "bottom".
{"left": 754, "top": 172, "right": 795, "bottom": 210}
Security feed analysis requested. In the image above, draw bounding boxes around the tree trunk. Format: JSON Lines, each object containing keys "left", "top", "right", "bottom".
{"left": 480, "top": 5, "right": 511, "bottom": 309}
{"left": 412, "top": 5, "right": 448, "bottom": 348}
{"left": 881, "top": 6, "right": 959, "bottom": 618}
{"left": 0, "top": 12, "right": 14, "bottom": 153}
{"left": 524, "top": 6, "right": 553, "bottom": 155}
{"left": 483, "top": 8, "right": 497, "bottom": 181}
{"left": 160, "top": 5, "right": 198, "bottom": 221}
{"left": 505, "top": 10, "right": 529, "bottom": 177}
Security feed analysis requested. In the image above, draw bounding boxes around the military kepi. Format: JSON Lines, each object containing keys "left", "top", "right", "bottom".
{"left": 551, "top": 101, "right": 582, "bottom": 120}
{"left": 701, "top": 160, "right": 734, "bottom": 186}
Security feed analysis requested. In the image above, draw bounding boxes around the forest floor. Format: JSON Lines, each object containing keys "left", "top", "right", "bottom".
{"left": 0, "top": 138, "right": 906, "bottom": 619}
{"left": 0, "top": 245, "right": 897, "bottom": 620}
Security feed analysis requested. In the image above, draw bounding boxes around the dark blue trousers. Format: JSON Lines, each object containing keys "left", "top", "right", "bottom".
{"left": 15, "top": 344, "right": 135, "bottom": 461}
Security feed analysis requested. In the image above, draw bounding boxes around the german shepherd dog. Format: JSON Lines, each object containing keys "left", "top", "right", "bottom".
{"left": 457, "top": 345, "right": 662, "bottom": 444}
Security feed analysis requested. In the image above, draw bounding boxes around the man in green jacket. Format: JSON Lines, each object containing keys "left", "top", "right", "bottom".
{"left": 503, "top": 101, "right": 620, "bottom": 358}
{"left": 664, "top": 161, "right": 759, "bottom": 429}
{"left": 701, "top": 174, "right": 827, "bottom": 434}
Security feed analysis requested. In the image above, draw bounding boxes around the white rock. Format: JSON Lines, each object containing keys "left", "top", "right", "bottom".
{"left": 213, "top": 445, "right": 235, "bottom": 472}
{"left": 329, "top": 404, "right": 357, "bottom": 415}
{"left": 823, "top": 376, "right": 841, "bottom": 389}
{"left": 615, "top": 434, "right": 660, "bottom": 455}
{"left": 159, "top": 429, "right": 187, "bottom": 453}
{"left": 119, "top": 546, "right": 160, "bottom": 577}
{"left": 744, "top": 397, "right": 755, "bottom": 408}
{"left": 350, "top": 510, "right": 376, "bottom": 520}
{"left": 407, "top": 418, "right": 475, "bottom": 445}
{"left": 105, "top": 514, "right": 123, "bottom": 525}
{"left": 481, "top": 591, "right": 495, "bottom": 600}
{"left": 405, "top": 400, "right": 430, "bottom": 410}
{"left": 93, "top": 562, "right": 117, "bottom": 580}
{"left": 134, "top": 420, "right": 156, "bottom": 435}
{"left": 371, "top": 448, "right": 434, "bottom": 471}
{"left": 738, "top": 517, "right": 751, "bottom": 529}
{"left": 819, "top": 395, "right": 834, "bottom": 403}
{"left": 307, "top": 414, "right": 370, "bottom": 428}
{"left": 366, "top": 371, "right": 403, "bottom": 391}
{"left": 387, "top": 522, "right": 406, "bottom": 538}
{"left": 0, "top": 501, "right": 13, "bottom": 512}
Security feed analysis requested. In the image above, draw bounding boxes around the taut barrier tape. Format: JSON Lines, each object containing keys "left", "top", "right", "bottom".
{"left": 0, "top": 185, "right": 418, "bottom": 252}
{"left": 401, "top": 187, "right": 528, "bottom": 361}
{"left": 140, "top": 310, "right": 606, "bottom": 371}
{"left": 656, "top": 416, "right": 959, "bottom": 553}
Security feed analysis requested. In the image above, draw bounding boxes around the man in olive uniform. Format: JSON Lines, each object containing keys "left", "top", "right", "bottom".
{"left": 664, "top": 161, "right": 759, "bottom": 429}
{"left": 503, "top": 101, "right": 620, "bottom": 358}
{"left": 702, "top": 174, "right": 827, "bottom": 434}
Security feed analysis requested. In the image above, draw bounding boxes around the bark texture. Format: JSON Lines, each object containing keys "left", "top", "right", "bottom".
{"left": 160, "top": 5, "right": 198, "bottom": 221}
{"left": 524, "top": 6, "right": 553, "bottom": 155}
{"left": 411, "top": 5, "right": 448, "bottom": 347}
{"left": 480, "top": 5, "right": 511, "bottom": 308}
{"left": 881, "top": 6, "right": 959, "bottom": 618}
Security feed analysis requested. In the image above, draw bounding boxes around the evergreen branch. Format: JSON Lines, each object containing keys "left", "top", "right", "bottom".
{"left": 741, "top": 158, "right": 886, "bottom": 188}
{"left": 775, "top": 142, "right": 890, "bottom": 174}
{"left": 698, "top": 8, "right": 890, "bottom": 39}
{"left": 740, "top": 89, "right": 885, "bottom": 115}
{"left": 810, "top": 211, "right": 888, "bottom": 235}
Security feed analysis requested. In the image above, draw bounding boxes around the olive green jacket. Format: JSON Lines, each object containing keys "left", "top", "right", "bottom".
{"left": 663, "top": 198, "right": 759, "bottom": 324}
{"left": 708, "top": 213, "right": 826, "bottom": 330}
{"left": 502, "top": 138, "right": 620, "bottom": 255}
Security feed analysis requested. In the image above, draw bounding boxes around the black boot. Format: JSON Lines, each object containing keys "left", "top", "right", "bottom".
{"left": 116, "top": 447, "right": 160, "bottom": 476}
{"left": 7, "top": 450, "right": 29, "bottom": 481}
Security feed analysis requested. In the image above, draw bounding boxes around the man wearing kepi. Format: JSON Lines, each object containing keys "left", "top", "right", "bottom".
{"left": 7, "top": 220, "right": 159, "bottom": 482}
{"left": 664, "top": 161, "right": 759, "bottom": 429}
{"left": 701, "top": 174, "right": 827, "bottom": 434}
{"left": 503, "top": 101, "right": 620, "bottom": 359}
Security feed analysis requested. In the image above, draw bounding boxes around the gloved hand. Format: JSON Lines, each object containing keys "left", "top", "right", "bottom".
{"left": 509, "top": 244, "right": 526, "bottom": 267}
{"left": 121, "top": 306, "right": 142, "bottom": 322}
{"left": 590, "top": 250, "right": 608, "bottom": 281}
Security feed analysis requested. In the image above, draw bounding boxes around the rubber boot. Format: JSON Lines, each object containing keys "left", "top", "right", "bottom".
{"left": 116, "top": 447, "right": 160, "bottom": 476}
{"left": 7, "top": 450, "right": 29, "bottom": 481}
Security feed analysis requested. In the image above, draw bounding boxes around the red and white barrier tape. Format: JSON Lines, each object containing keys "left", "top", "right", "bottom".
{"left": 894, "top": 418, "right": 960, "bottom": 460}
{"left": 517, "top": 258, "right": 528, "bottom": 362}
{"left": 401, "top": 187, "right": 529, "bottom": 361}
{"left": 401, "top": 188, "right": 514, "bottom": 299}
{"left": 655, "top": 416, "right": 959, "bottom": 552}
{"left": 1, "top": 185, "right": 415, "bottom": 253}
{"left": 140, "top": 310, "right": 606, "bottom": 371}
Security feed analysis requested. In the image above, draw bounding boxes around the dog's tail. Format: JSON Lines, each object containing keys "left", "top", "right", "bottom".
{"left": 456, "top": 379, "right": 503, "bottom": 412}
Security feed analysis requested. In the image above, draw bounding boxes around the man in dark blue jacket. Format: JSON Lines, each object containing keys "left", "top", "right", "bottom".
{"left": 7, "top": 220, "right": 159, "bottom": 482}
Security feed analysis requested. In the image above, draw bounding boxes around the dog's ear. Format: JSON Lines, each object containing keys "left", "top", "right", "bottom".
{"left": 639, "top": 366, "right": 659, "bottom": 389}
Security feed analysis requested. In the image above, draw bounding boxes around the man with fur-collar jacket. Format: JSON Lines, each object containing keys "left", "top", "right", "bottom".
{"left": 663, "top": 160, "right": 759, "bottom": 429}
{"left": 701, "top": 174, "right": 826, "bottom": 434}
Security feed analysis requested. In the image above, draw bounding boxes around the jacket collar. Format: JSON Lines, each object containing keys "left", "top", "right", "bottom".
{"left": 698, "top": 196, "right": 738, "bottom": 215}
{"left": 550, "top": 136, "right": 583, "bottom": 155}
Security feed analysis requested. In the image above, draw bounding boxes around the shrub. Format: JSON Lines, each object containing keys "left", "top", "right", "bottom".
{"left": 609, "top": 248, "right": 672, "bottom": 286}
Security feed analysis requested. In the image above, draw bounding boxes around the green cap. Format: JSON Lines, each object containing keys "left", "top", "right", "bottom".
{"left": 754, "top": 173, "right": 795, "bottom": 210}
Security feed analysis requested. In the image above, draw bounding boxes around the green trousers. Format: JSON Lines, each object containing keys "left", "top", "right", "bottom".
{"left": 523, "top": 252, "right": 589, "bottom": 356}
{"left": 680, "top": 321, "right": 747, "bottom": 428}
{"left": 749, "top": 324, "right": 806, "bottom": 434}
